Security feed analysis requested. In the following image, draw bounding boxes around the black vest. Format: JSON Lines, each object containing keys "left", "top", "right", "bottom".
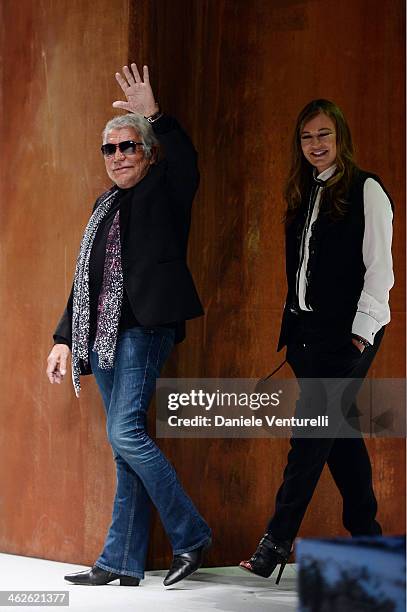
{"left": 277, "top": 169, "right": 394, "bottom": 351}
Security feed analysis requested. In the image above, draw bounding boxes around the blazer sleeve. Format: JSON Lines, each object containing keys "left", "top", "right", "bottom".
{"left": 52, "top": 192, "right": 102, "bottom": 348}
{"left": 151, "top": 114, "right": 200, "bottom": 210}
{"left": 53, "top": 283, "right": 74, "bottom": 349}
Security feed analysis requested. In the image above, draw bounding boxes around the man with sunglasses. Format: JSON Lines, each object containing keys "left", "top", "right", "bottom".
{"left": 46, "top": 63, "right": 211, "bottom": 587}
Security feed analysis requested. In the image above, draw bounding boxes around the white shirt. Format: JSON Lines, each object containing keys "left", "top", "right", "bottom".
{"left": 296, "top": 164, "right": 394, "bottom": 343}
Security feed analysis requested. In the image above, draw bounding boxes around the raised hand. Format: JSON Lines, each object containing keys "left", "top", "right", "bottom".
{"left": 113, "top": 63, "right": 159, "bottom": 117}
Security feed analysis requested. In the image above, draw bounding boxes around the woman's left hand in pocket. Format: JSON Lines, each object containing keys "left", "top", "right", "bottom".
{"left": 351, "top": 337, "right": 366, "bottom": 353}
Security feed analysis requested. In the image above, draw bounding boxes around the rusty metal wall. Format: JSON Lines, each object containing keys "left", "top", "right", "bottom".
{"left": 134, "top": 0, "right": 406, "bottom": 568}
{"left": 0, "top": 0, "right": 132, "bottom": 565}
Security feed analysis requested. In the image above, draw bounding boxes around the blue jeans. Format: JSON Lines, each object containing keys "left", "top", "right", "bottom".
{"left": 89, "top": 326, "right": 211, "bottom": 579}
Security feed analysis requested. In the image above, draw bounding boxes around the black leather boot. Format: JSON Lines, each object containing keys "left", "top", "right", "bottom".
{"left": 64, "top": 565, "right": 140, "bottom": 586}
{"left": 239, "top": 533, "right": 292, "bottom": 584}
{"left": 163, "top": 538, "right": 212, "bottom": 586}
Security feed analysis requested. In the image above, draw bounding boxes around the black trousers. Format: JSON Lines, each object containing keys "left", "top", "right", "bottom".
{"left": 267, "top": 314, "right": 385, "bottom": 541}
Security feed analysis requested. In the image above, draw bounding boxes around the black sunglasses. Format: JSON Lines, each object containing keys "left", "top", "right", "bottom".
{"left": 101, "top": 140, "right": 144, "bottom": 157}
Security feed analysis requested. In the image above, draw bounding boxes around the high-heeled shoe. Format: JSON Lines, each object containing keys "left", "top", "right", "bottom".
{"left": 64, "top": 564, "right": 140, "bottom": 586}
{"left": 163, "top": 538, "right": 212, "bottom": 586}
{"left": 239, "top": 533, "right": 292, "bottom": 584}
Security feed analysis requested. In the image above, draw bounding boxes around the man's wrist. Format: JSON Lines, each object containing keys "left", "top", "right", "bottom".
{"left": 53, "top": 335, "right": 72, "bottom": 350}
{"left": 144, "top": 104, "right": 161, "bottom": 122}
{"left": 144, "top": 110, "right": 164, "bottom": 123}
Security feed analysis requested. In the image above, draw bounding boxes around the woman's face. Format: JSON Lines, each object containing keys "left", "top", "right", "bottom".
{"left": 300, "top": 112, "right": 337, "bottom": 174}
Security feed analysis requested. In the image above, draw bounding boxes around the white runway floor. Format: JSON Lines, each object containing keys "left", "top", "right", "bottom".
{"left": 0, "top": 553, "right": 298, "bottom": 611}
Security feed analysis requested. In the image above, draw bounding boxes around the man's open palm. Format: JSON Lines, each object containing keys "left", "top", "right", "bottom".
{"left": 113, "top": 63, "right": 158, "bottom": 117}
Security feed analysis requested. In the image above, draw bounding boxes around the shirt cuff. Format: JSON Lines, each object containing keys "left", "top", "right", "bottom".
{"left": 351, "top": 311, "right": 382, "bottom": 344}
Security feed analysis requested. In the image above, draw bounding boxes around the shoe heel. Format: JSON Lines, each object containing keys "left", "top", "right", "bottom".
{"left": 119, "top": 576, "right": 140, "bottom": 586}
{"left": 275, "top": 562, "right": 286, "bottom": 585}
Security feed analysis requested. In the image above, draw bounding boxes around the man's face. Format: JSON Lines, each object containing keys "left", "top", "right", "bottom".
{"left": 103, "top": 127, "right": 154, "bottom": 189}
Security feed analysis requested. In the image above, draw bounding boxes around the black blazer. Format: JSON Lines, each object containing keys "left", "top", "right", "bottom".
{"left": 53, "top": 115, "right": 204, "bottom": 356}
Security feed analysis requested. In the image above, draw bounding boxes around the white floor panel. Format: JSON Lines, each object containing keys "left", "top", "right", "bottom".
{"left": 0, "top": 553, "right": 298, "bottom": 611}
